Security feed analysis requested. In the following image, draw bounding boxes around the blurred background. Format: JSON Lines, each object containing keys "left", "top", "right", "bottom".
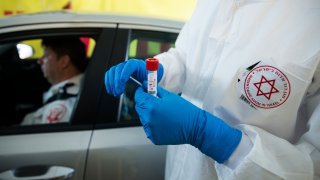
{"left": 0, "top": 0, "right": 196, "bottom": 21}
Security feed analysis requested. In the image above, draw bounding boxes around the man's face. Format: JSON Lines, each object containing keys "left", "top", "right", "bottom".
{"left": 38, "top": 47, "right": 61, "bottom": 85}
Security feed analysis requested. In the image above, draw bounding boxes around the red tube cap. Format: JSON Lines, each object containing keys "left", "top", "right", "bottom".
{"left": 146, "top": 58, "right": 159, "bottom": 71}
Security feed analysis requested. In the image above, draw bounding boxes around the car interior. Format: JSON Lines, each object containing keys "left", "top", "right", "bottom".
{"left": 0, "top": 36, "right": 95, "bottom": 127}
{"left": 0, "top": 29, "right": 178, "bottom": 131}
{"left": 0, "top": 42, "right": 49, "bottom": 126}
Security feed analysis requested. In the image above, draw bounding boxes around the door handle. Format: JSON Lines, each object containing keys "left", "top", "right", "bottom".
{"left": 0, "top": 165, "right": 74, "bottom": 180}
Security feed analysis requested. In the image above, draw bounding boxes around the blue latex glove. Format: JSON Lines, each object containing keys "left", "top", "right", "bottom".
{"left": 134, "top": 86, "right": 242, "bottom": 163}
{"left": 104, "top": 59, "right": 164, "bottom": 96}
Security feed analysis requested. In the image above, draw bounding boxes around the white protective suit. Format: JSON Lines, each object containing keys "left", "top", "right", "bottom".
{"left": 156, "top": 0, "right": 320, "bottom": 179}
{"left": 21, "top": 74, "right": 83, "bottom": 125}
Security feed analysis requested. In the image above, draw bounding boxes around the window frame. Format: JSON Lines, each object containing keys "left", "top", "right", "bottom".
{"left": 0, "top": 27, "right": 113, "bottom": 135}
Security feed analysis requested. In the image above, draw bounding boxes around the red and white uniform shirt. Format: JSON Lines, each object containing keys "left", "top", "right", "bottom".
{"left": 21, "top": 74, "right": 83, "bottom": 125}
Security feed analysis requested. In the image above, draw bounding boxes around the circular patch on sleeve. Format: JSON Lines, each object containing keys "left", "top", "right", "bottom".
{"left": 244, "top": 65, "right": 290, "bottom": 109}
{"left": 46, "top": 104, "right": 67, "bottom": 123}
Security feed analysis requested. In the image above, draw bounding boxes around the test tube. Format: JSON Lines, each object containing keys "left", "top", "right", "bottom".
{"left": 146, "top": 58, "right": 159, "bottom": 96}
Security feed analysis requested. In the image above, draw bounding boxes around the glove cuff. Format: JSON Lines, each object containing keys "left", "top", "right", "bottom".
{"left": 194, "top": 111, "right": 242, "bottom": 163}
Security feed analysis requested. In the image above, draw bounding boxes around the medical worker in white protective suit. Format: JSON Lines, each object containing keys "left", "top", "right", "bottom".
{"left": 105, "top": 0, "right": 320, "bottom": 179}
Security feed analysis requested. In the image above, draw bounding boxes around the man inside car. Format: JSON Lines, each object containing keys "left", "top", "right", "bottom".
{"left": 21, "top": 37, "right": 88, "bottom": 125}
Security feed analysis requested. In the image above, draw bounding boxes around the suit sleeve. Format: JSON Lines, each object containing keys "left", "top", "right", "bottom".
{"left": 216, "top": 89, "right": 320, "bottom": 180}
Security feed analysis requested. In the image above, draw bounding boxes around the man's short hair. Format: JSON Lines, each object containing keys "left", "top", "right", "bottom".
{"left": 42, "top": 37, "right": 88, "bottom": 72}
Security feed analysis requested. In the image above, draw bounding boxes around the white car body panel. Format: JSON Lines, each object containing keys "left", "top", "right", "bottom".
{"left": 0, "top": 131, "right": 92, "bottom": 179}
{"left": 85, "top": 127, "right": 166, "bottom": 180}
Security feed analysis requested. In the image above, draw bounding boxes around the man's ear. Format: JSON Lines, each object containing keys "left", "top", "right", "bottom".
{"left": 59, "top": 54, "right": 71, "bottom": 69}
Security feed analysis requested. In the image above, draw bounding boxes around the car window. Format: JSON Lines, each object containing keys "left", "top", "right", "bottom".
{"left": 128, "top": 30, "right": 176, "bottom": 59}
{"left": 0, "top": 36, "right": 96, "bottom": 127}
{"left": 118, "top": 30, "right": 178, "bottom": 122}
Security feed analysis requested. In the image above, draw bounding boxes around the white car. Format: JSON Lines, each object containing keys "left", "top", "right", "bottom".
{"left": 0, "top": 11, "right": 182, "bottom": 180}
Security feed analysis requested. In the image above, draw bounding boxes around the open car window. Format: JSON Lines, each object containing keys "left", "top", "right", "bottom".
{"left": 0, "top": 36, "right": 96, "bottom": 128}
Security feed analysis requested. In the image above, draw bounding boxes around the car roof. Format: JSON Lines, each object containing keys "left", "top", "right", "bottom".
{"left": 0, "top": 11, "right": 184, "bottom": 34}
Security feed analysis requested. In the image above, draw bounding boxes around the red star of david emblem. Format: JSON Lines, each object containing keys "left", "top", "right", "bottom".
{"left": 254, "top": 75, "right": 279, "bottom": 100}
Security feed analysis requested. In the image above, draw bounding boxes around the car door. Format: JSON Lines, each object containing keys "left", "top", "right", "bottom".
{"left": 84, "top": 26, "right": 179, "bottom": 180}
{"left": 0, "top": 24, "right": 117, "bottom": 180}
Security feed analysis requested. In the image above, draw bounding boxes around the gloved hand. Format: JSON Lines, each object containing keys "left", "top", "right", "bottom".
{"left": 104, "top": 59, "right": 164, "bottom": 96}
{"left": 134, "top": 86, "right": 242, "bottom": 163}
